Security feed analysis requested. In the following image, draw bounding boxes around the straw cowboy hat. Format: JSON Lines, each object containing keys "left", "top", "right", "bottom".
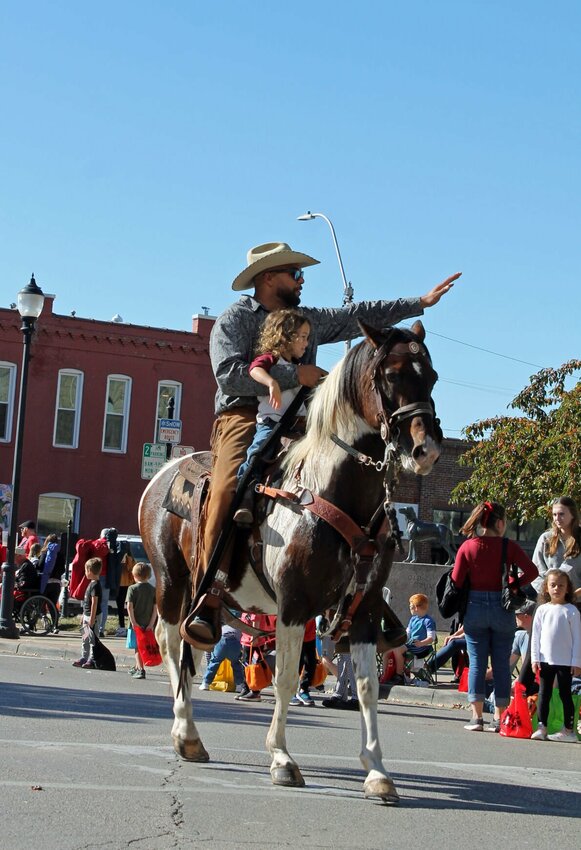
{"left": 231, "top": 242, "right": 320, "bottom": 291}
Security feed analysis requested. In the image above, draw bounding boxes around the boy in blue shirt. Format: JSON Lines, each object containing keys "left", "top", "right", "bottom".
{"left": 390, "top": 594, "right": 436, "bottom": 685}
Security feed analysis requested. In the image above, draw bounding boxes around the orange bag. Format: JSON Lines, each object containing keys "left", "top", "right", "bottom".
{"left": 245, "top": 649, "right": 272, "bottom": 691}
{"left": 311, "top": 655, "right": 327, "bottom": 688}
{"left": 135, "top": 627, "right": 162, "bottom": 667}
{"left": 457, "top": 667, "right": 469, "bottom": 692}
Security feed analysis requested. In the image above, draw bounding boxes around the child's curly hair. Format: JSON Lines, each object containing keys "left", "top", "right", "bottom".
{"left": 256, "top": 309, "right": 310, "bottom": 359}
{"left": 538, "top": 568, "right": 574, "bottom": 604}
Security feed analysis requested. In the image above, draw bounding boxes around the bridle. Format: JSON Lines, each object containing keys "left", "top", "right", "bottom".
{"left": 330, "top": 333, "right": 440, "bottom": 475}
{"left": 370, "top": 337, "right": 438, "bottom": 444}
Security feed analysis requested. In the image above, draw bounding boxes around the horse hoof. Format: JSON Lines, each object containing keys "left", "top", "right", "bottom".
{"left": 271, "top": 765, "right": 305, "bottom": 787}
{"left": 173, "top": 736, "right": 210, "bottom": 762}
{"left": 364, "top": 776, "right": 400, "bottom": 805}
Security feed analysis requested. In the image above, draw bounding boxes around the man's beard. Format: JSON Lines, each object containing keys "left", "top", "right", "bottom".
{"left": 276, "top": 285, "right": 301, "bottom": 308}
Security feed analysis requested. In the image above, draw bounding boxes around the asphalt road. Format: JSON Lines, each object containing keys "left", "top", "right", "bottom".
{"left": 0, "top": 651, "right": 579, "bottom": 850}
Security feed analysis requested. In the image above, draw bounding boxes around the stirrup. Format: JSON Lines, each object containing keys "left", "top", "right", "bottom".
{"left": 180, "top": 611, "right": 222, "bottom": 651}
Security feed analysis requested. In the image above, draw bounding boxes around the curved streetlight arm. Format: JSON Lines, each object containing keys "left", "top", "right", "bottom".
{"left": 297, "top": 212, "right": 354, "bottom": 305}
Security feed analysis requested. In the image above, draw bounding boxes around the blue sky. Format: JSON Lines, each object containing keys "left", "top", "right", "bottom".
{"left": 1, "top": 2, "right": 579, "bottom": 436}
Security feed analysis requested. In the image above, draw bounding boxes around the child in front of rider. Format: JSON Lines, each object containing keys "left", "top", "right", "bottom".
{"left": 530, "top": 569, "right": 581, "bottom": 742}
{"left": 234, "top": 309, "right": 314, "bottom": 525}
{"left": 389, "top": 594, "right": 436, "bottom": 686}
{"left": 126, "top": 562, "right": 158, "bottom": 680}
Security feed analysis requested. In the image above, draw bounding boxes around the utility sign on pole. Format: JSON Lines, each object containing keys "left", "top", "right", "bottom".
{"left": 141, "top": 443, "right": 167, "bottom": 479}
{"left": 158, "top": 418, "right": 182, "bottom": 444}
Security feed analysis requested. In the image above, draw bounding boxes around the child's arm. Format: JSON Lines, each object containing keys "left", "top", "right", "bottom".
{"left": 127, "top": 600, "right": 137, "bottom": 630}
{"left": 147, "top": 603, "right": 158, "bottom": 631}
{"left": 89, "top": 595, "right": 98, "bottom": 629}
{"left": 249, "top": 366, "right": 282, "bottom": 409}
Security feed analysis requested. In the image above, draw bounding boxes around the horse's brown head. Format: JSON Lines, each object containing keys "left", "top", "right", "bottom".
{"left": 356, "top": 319, "right": 442, "bottom": 475}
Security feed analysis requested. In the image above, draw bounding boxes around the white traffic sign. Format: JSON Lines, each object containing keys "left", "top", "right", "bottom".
{"left": 141, "top": 443, "right": 167, "bottom": 480}
{"left": 159, "top": 418, "right": 182, "bottom": 443}
{"left": 171, "top": 445, "right": 195, "bottom": 459}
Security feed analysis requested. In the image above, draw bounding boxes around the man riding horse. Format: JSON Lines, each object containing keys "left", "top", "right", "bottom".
{"left": 184, "top": 240, "right": 460, "bottom": 648}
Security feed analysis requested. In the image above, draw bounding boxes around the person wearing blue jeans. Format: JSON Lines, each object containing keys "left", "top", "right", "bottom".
{"left": 199, "top": 624, "right": 245, "bottom": 691}
{"left": 450, "top": 500, "right": 538, "bottom": 733}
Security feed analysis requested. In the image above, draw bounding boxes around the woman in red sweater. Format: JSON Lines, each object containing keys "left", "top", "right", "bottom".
{"left": 451, "top": 501, "right": 537, "bottom": 732}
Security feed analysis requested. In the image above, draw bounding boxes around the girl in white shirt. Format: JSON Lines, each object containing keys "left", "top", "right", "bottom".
{"left": 530, "top": 569, "right": 581, "bottom": 742}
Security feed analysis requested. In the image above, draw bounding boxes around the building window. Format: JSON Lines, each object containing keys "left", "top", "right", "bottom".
{"left": 156, "top": 380, "right": 182, "bottom": 440}
{"left": 37, "top": 492, "right": 80, "bottom": 538}
{"left": 53, "top": 370, "right": 84, "bottom": 448}
{"left": 0, "top": 362, "right": 17, "bottom": 443}
{"left": 102, "top": 375, "right": 131, "bottom": 453}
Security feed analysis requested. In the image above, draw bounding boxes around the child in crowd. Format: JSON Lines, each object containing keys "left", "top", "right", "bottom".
{"left": 73, "top": 557, "right": 102, "bottom": 669}
{"left": 233, "top": 309, "right": 312, "bottom": 525}
{"left": 390, "top": 594, "right": 436, "bottom": 686}
{"left": 126, "top": 562, "right": 157, "bottom": 680}
{"left": 530, "top": 569, "right": 581, "bottom": 742}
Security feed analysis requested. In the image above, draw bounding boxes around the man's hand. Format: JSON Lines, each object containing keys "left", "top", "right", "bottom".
{"left": 572, "top": 665, "right": 581, "bottom": 676}
{"left": 420, "top": 272, "right": 462, "bottom": 308}
{"left": 297, "top": 365, "right": 328, "bottom": 387}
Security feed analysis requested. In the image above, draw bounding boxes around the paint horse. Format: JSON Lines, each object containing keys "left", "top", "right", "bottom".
{"left": 139, "top": 320, "right": 443, "bottom": 805}
{"left": 399, "top": 505, "right": 457, "bottom": 565}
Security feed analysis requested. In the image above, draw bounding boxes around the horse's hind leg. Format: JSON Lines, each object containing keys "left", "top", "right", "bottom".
{"left": 266, "top": 623, "right": 305, "bottom": 787}
{"left": 351, "top": 641, "right": 400, "bottom": 804}
{"left": 156, "top": 618, "right": 209, "bottom": 762}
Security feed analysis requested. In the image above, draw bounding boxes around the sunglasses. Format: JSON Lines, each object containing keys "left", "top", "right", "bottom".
{"left": 277, "top": 268, "right": 304, "bottom": 282}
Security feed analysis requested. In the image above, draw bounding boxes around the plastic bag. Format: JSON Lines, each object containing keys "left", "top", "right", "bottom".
{"left": 209, "top": 659, "right": 235, "bottom": 692}
{"left": 311, "top": 655, "right": 327, "bottom": 688}
{"left": 499, "top": 683, "right": 532, "bottom": 739}
{"left": 245, "top": 650, "right": 272, "bottom": 691}
{"left": 135, "top": 627, "right": 162, "bottom": 667}
{"left": 547, "top": 688, "right": 581, "bottom": 737}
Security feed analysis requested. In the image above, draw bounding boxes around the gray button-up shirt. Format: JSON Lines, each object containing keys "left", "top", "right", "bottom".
{"left": 209, "top": 294, "right": 424, "bottom": 415}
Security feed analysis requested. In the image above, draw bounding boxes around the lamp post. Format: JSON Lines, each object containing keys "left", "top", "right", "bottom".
{"left": 297, "top": 211, "right": 354, "bottom": 352}
{"left": 0, "top": 275, "right": 45, "bottom": 639}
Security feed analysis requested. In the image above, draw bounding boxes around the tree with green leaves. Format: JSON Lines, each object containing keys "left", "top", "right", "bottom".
{"left": 451, "top": 360, "right": 581, "bottom": 521}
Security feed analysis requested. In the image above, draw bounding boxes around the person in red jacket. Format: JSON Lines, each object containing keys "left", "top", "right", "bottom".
{"left": 451, "top": 501, "right": 538, "bottom": 733}
{"left": 19, "top": 520, "right": 39, "bottom": 556}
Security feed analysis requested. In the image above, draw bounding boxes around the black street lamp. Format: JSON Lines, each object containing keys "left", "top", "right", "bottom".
{"left": 0, "top": 275, "right": 45, "bottom": 639}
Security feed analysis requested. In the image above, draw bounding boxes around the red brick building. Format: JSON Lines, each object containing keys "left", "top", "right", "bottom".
{"left": 0, "top": 296, "right": 216, "bottom": 538}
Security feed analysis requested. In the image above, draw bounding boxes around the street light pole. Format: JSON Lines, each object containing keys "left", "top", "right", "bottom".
{"left": 0, "top": 275, "right": 45, "bottom": 639}
{"left": 297, "top": 211, "right": 354, "bottom": 352}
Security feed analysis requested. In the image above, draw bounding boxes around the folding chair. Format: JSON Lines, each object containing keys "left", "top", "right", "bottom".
{"left": 404, "top": 638, "right": 438, "bottom": 686}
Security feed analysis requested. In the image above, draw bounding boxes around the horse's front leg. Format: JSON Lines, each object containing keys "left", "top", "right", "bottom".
{"left": 266, "top": 623, "right": 305, "bottom": 787}
{"left": 351, "top": 641, "right": 400, "bottom": 804}
{"left": 156, "top": 619, "right": 209, "bottom": 762}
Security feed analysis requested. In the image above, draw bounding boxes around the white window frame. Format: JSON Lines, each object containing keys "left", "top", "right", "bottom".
{"left": 53, "top": 369, "right": 84, "bottom": 449}
{"left": 0, "top": 361, "right": 17, "bottom": 443}
{"left": 37, "top": 492, "right": 81, "bottom": 537}
{"left": 102, "top": 374, "right": 132, "bottom": 453}
{"left": 155, "top": 380, "right": 182, "bottom": 441}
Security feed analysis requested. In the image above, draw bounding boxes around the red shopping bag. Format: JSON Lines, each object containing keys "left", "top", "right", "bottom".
{"left": 499, "top": 683, "right": 532, "bottom": 739}
{"left": 457, "top": 667, "right": 469, "bottom": 692}
{"left": 135, "top": 627, "right": 162, "bottom": 666}
{"left": 379, "top": 651, "right": 396, "bottom": 684}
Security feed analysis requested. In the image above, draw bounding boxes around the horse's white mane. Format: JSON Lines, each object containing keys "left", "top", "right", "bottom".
{"left": 283, "top": 356, "right": 372, "bottom": 485}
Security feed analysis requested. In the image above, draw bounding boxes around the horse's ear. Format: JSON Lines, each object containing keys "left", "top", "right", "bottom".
{"left": 357, "top": 320, "right": 385, "bottom": 350}
{"left": 410, "top": 320, "right": 425, "bottom": 342}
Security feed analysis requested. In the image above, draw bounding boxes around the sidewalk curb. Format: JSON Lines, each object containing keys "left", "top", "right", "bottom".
{"left": 0, "top": 637, "right": 135, "bottom": 668}
{"left": 2, "top": 638, "right": 469, "bottom": 712}
{"left": 383, "top": 684, "right": 469, "bottom": 711}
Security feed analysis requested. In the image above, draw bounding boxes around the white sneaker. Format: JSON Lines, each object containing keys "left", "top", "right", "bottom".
{"left": 531, "top": 726, "right": 547, "bottom": 741}
{"left": 547, "top": 727, "right": 578, "bottom": 743}
{"left": 198, "top": 682, "right": 209, "bottom": 691}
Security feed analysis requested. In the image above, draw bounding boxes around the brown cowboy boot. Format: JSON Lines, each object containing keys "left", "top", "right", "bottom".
{"left": 180, "top": 570, "right": 228, "bottom": 651}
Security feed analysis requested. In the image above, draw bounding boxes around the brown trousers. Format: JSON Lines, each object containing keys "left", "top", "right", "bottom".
{"left": 196, "top": 407, "right": 257, "bottom": 574}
